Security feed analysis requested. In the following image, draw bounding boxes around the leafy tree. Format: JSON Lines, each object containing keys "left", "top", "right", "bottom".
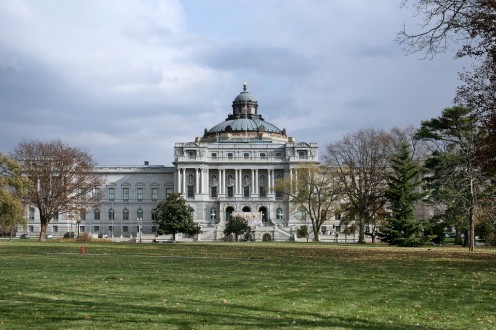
{"left": 377, "top": 143, "right": 429, "bottom": 246}
{"left": 415, "top": 106, "right": 491, "bottom": 250}
{"left": 325, "top": 129, "right": 395, "bottom": 243}
{"left": 11, "top": 139, "right": 103, "bottom": 241}
{"left": 274, "top": 164, "right": 341, "bottom": 242}
{"left": 0, "top": 153, "right": 32, "bottom": 238}
{"left": 223, "top": 215, "right": 252, "bottom": 242}
{"left": 155, "top": 192, "right": 200, "bottom": 241}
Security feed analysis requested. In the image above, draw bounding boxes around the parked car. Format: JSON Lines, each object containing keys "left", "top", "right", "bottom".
{"left": 63, "top": 232, "right": 75, "bottom": 239}
{"left": 20, "top": 233, "right": 31, "bottom": 239}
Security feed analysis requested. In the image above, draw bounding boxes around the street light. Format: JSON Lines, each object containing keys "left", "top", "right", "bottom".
{"left": 137, "top": 217, "right": 142, "bottom": 243}
{"left": 76, "top": 218, "right": 81, "bottom": 238}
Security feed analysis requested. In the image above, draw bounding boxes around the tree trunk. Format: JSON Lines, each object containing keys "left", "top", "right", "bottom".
{"left": 172, "top": 232, "right": 176, "bottom": 242}
{"left": 39, "top": 220, "right": 48, "bottom": 242}
{"left": 313, "top": 225, "right": 320, "bottom": 242}
{"left": 358, "top": 214, "right": 366, "bottom": 243}
{"left": 468, "top": 177, "right": 475, "bottom": 251}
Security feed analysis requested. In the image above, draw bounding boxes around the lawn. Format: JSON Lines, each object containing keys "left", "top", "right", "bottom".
{"left": 0, "top": 241, "right": 495, "bottom": 330}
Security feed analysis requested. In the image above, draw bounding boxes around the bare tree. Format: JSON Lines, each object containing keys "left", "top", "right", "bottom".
{"left": 398, "top": 0, "right": 496, "bottom": 60}
{"left": 275, "top": 164, "right": 341, "bottom": 242}
{"left": 399, "top": 0, "right": 496, "bottom": 174}
{"left": 12, "top": 139, "right": 104, "bottom": 241}
{"left": 324, "top": 129, "right": 396, "bottom": 244}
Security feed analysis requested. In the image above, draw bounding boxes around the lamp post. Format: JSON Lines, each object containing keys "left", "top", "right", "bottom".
{"left": 76, "top": 219, "right": 81, "bottom": 238}
{"left": 137, "top": 217, "right": 142, "bottom": 243}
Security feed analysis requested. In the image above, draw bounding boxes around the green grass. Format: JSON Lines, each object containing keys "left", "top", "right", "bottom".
{"left": 0, "top": 241, "right": 495, "bottom": 329}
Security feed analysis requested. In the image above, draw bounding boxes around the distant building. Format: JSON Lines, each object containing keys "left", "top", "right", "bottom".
{"left": 22, "top": 83, "right": 349, "bottom": 241}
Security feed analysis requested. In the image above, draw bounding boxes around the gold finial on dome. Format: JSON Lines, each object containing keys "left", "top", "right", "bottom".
{"left": 243, "top": 81, "right": 248, "bottom": 91}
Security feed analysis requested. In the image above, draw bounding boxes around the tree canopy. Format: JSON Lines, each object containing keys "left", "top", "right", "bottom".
{"left": 274, "top": 164, "right": 340, "bottom": 242}
{"left": 377, "top": 143, "right": 428, "bottom": 246}
{"left": 415, "top": 106, "right": 491, "bottom": 250}
{"left": 0, "top": 153, "right": 32, "bottom": 237}
{"left": 399, "top": 0, "right": 496, "bottom": 175}
{"left": 155, "top": 192, "right": 200, "bottom": 241}
{"left": 324, "top": 129, "right": 396, "bottom": 243}
{"left": 11, "top": 139, "right": 104, "bottom": 241}
{"left": 223, "top": 215, "right": 252, "bottom": 242}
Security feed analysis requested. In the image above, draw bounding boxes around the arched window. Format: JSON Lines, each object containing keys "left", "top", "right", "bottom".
{"left": 123, "top": 209, "right": 129, "bottom": 221}
{"left": 108, "top": 209, "right": 114, "bottom": 220}
{"left": 276, "top": 208, "right": 283, "bottom": 220}
{"left": 259, "top": 174, "right": 266, "bottom": 185}
{"left": 242, "top": 206, "right": 251, "bottom": 212}
{"left": 187, "top": 173, "right": 194, "bottom": 184}
{"left": 137, "top": 209, "right": 143, "bottom": 220}
{"left": 225, "top": 206, "right": 234, "bottom": 221}
{"left": 29, "top": 207, "right": 35, "bottom": 220}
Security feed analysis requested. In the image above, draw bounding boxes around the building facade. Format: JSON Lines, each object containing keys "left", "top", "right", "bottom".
{"left": 22, "top": 83, "right": 348, "bottom": 241}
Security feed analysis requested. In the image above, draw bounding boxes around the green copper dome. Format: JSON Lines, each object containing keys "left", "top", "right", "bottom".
{"left": 201, "top": 82, "right": 287, "bottom": 142}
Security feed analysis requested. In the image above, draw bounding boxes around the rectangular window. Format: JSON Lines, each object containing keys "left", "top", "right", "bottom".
{"left": 259, "top": 186, "right": 266, "bottom": 198}
{"left": 123, "top": 226, "right": 128, "bottom": 233}
{"left": 188, "top": 150, "right": 196, "bottom": 159}
{"left": 260, "top": 152, "right": 267, "bottom": 159}
{"left": 53, "top": 225, "right": 58, "bottom": 233}
{"left": 80, "top": 211, "right": 86, "bottom": 221}
{"left": 80, "top": 225, "right": 85, "bottom": 233}
{"left": 244, "top": 153, "right": 250, "bottom": 159}
{"left": 275, "top": 152, "right": 282, "bottom": 157}
{"left": 227, "top": 186, "right": 234, "bottom": 198}
{"left": 211, "top": 153, "right": 217, "bottom": 159}
{"left": 122, "top": 188, "right": 129, "bottom": 202}
{"left": 166, "top": 188, "right": 173, "bottom": 198}
{"left": 298, "top": 150, "right": 308, "bottom": 159}
{"left": 108, "top": 187, "right": 115, "bottom": 201}
{"left": 94, "top": 209, "right": 100, "bottom": 220}
{"left": 93, "top": 188, "right": 101, "bottom": 200}
{"left": 94, "top": 225, "right": 100, "bottom": 233}
{"left": 152, "top": 226, "right": 157, "bottom": 233}
{"left": 243, "top": 186, "right": 250, "bottom": 198}
{"left": 52, "top": 212, "right": 59, "bottom": 221}
{"left": 276, "top": 190, "right": 283, "bottom": 199}
{"left": 151, "top": 188, "right": 158, "bottom": 201}
{"left": 187, "top": 186, "right": 194, "bottom": 198}
{"left": 29, "top": 225, "right": 33, "bottom": 232}
{"left": 137, "top": 188, "right": 143, "bottom": 201}
{"left": 211, "top": 186, "right": 218, "bottom": 198}
{"left": 227, "top": 153, "right": 234, "bottom": 160}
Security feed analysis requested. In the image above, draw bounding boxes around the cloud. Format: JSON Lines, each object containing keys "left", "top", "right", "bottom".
{"left": 0, "top": 0, "right": 471, "bottom": 166}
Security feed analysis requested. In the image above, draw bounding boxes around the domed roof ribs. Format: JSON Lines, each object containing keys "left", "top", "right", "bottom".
{"left": 201, "top": 82, "right": 288, "bottom": 143}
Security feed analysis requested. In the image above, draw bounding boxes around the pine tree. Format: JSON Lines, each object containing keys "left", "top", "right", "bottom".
{"left": 377, "top": 143, "right": 428, "bottom": 246}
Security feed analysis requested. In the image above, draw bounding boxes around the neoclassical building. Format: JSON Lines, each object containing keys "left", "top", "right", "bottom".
{"left": 23, "top": 83, "right": 327, "bottom": 241}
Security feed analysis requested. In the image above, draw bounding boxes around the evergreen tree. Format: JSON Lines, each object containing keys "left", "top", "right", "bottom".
{"left": 155, "top": 193, "right": 201, "bottom": 241}
{"left": 378, "top": 143, "right": 428, "bottom": 246}
{"left": 415, "top": 106, "right": 490, "bottom": 251}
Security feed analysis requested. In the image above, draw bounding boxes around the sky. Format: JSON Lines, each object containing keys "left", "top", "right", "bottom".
{"left": 0, "top": 0, "right": 470, "bottom": 166}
